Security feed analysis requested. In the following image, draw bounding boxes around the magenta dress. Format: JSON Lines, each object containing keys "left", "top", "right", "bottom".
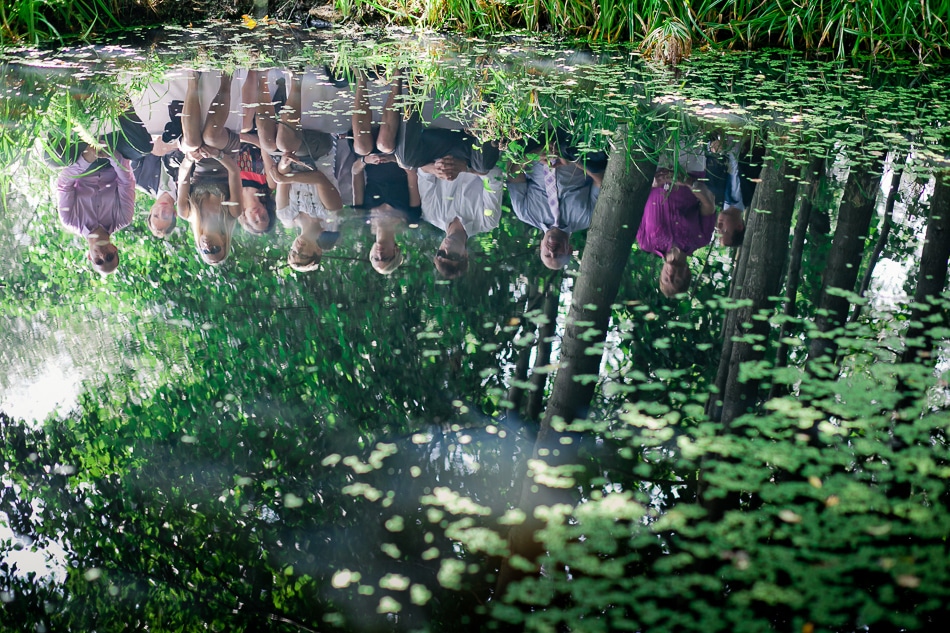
{"left": 636, "top": 183, "right": 716, "bottom": 257}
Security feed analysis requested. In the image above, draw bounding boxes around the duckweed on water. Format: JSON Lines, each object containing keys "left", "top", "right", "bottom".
{"left": 1, "top": 24, "right": 950, "bottom": 633}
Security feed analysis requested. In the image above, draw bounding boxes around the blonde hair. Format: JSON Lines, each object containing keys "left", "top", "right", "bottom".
{"left": 371, "top": 246, "right": 403, "bottom": 275}
{"left": 147, "top": 210, "right": 177, "bottom": 239}
{"left": 187, "top": 181, "right": 235, "bottom": 265}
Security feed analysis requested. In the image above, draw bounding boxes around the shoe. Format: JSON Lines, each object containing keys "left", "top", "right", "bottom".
{"left": 323, "top": 64, "right": 350, "bottom": 88}
{"left": 162, "top": 101, "right": 184, "bottom": 143}
{"left": 305, "top": 15, "right": 333, "bottom": 30}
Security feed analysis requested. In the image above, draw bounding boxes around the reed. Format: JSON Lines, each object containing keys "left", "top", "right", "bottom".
{"left": 2, "top": 0, "right": 946, "bottom": 57}
{"left": 0, "top": 0, "right": 120, "bottom": 44}
{"left": 333, "top": 0, "right": 950, "bottom": 57}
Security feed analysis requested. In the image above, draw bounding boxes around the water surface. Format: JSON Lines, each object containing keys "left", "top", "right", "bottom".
{"left": 1, "top": 23, "right": 950, "bottom": 633}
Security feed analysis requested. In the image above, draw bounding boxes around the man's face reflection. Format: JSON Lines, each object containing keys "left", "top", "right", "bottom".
{"left": 540, "top": 228, "right": 571, "bottom": 270}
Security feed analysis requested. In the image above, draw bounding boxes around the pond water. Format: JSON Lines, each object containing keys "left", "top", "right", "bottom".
{"left": 1, "top": 22, "right": 950, "bottom": 633}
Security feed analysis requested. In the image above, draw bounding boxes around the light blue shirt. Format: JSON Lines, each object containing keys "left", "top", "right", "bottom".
{"left": 508, "top": 161, "right": 600, "bottom": 234}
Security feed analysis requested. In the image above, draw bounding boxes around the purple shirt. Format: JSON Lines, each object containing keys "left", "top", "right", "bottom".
{"left": 57, "top": 156, "right": 135, "bottom": 237}
{"left": 636, "top": 183, "right": 716, "bottom": 256}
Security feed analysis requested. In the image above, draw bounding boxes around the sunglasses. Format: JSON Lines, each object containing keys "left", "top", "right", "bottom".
{"left": 436, "top": 249, "right": 463, "bottom": 262}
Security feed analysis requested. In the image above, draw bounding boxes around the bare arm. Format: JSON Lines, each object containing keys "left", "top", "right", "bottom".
{"left": 261, "top": 151, "right": 278, "bottom": 190}
{"left": 306, "top": 170, "right": 343, "bottom": 211}
{"left": 177, "top": 156, "right": 195, "bottom": 219}
{"left": 352, "top": 160, "right": 366, "bottom": 207}
{"left": 275, "top": 182, "right": 290, "bottom": 212}
{"left": 268, "top": 167, "right": 342, "bottom": 211}
{"left": 217, "top": 154, "right": 243, "bottom": 218}
{"left": 405, "top": 167, "right": 420, "bottom": 207}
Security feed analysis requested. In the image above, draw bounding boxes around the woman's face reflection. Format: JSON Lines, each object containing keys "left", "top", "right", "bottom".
{"left": 371, "top": 240, "right": 396, "bottom": 265}
{"left": 197, "top": 232, "right": 226, "bottom": 264}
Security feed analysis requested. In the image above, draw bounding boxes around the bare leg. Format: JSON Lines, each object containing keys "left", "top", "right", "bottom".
{"left": 202, "top": 71, "right": 233, "bottom": 150}
{"left": 376, "top": 76, "right": 403, "bottom": 155}
{"left": 352, "top": 72, "right": 374, "bottom": 156}
{"left": 276, "top": 71, "right": 302, "bottom": 155}
{"left": 241, "top": 69, "right": 258, "bottom": 134}
{"left": 180, "top": 70, "right": 203, "bottom": 154}
{"left": 251, "top": 71, "right": 278, "bottom": 155}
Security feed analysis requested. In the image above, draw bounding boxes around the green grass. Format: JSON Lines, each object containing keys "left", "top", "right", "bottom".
{"left": 1, "top": 0, "right": 947, "bottom": 58}
{"left": 335, "top": 0, "right": 950, "bottom": 58}
{"left": 0, "top": 0, "right": 121, "bottom": 45}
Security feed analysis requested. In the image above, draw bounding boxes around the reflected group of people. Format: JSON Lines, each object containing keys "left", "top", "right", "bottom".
{"left": 49, "top": 66, "right": 751, "bottom": 297}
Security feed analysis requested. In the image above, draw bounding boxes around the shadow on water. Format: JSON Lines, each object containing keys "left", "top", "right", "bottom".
{"left": 1, "top": 23, "right": 950, "bottom": 633}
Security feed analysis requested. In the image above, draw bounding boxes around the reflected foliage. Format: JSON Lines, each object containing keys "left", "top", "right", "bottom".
{"left": 2, "top": 26, "right": 950, "bottom": 633}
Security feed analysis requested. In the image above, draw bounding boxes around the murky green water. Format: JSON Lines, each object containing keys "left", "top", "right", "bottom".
{"left": 1, "top": 23, "right": 950, "bottom": 633}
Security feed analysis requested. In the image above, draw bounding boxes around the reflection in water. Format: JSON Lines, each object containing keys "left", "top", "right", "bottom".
{"left": 2, "top": 25, "right": 950, "bottom": 633}
{"left": 49, "top": 110, "right": 150, "bottom": 274}
{"left": 509, "top": 131, "right": 605, "bottom": 270}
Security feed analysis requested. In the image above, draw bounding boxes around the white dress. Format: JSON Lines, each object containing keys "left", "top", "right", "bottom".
{"left": 275, "top": 159, "right": 341, "bottom": 231}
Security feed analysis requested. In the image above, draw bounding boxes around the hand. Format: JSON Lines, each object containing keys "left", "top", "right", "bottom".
{"left": 279, "top": 153, "right": 313, "bottom": 174}
{"left": 81, "top": 146, "right": 99, "bottom": 163}
{"left": 151, "top": 137, "right": 178, "bottom": 156}
{"left": 198, "top": 144, "right": 224, "bottom": 160}
{"left": 362, "top": 153, "right": 395, "bottom": 165}
{"left": 665, "top": 246, "right": 684, "bottom": 264}
{"left": 186, "top": 146, "right": 214, "bottom": 161}
{"left": 432, "top": 156, "right": 465, "bottom": 181}
{"left": 266, "top": 163, "right": 284, "bottom": 184}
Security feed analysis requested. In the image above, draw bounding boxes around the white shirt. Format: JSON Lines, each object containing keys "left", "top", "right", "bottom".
{"left": 156, "top": 161, "right": 178, "bottom": 201}
{"left": 419, "top": 168, "right": 503, "bottom": 236}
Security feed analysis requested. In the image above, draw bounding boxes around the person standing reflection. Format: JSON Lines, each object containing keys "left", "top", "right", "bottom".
{"left": 636, "top": 168, "right": 716, "bottom": 297}
{"left": 51, "top": 110, "right": 152, "bottom": 274}
{"left": 257, "top": 70, "right": 344, "bottom": 272}
{"left": 131, "top": 126, "right": 181, "bottom": 239}
{"left": 705, "top": 135, "right": 748, "bottom": 247}
{"left": 508, "top": 136, "right": 604, "bottom": 270}
{"left": 419, "top": 165, "right": 504, "bottom": 279}
{"left": 348, "top": 72, "right": 421, "bottom": 275}
{"left": 380, "top": 77, "right": 502, "bottom": 278}
{"left": 177, "top": 70, "right": 243, "bottom": 265}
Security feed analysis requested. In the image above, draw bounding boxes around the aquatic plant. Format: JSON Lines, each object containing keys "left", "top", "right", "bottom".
{"left": 0, "top": 0, "right": 121, "bottom": 44}
{"left": 3, "top": 30, "right": 950, "bottom": 632}
{"left": 335, "top": 0, "right": 950, "bottom": 58}
{"left": 640, "top": 15, "right": 693, "bottom": 65}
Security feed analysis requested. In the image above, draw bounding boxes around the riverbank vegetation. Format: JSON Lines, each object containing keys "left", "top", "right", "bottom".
{"left": 2, "top": 0, "right": 950, "bottom": 60}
